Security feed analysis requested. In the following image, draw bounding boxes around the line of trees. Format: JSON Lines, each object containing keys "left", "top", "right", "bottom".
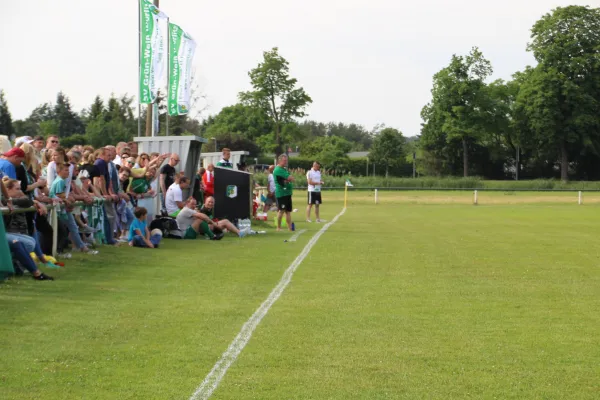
{"left": 420, "top": 5, "right": 600, "bottom": 181}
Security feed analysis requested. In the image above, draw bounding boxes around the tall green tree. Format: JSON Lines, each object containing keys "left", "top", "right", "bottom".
{"left": 369, "top": 127, "right": 406, "bottom": 177}
{"left": 239, "top": 47, "right": 312, "bottom": 156}
{"left": 54, "top": 92, "right": 84, "bottom": 137}
{"left": 0, "top": 90, "right": 14, "bottom": 138}
{"left": 422, "top": 47, "right": 493, "bottom": 177}
{"left": 519, "top": 5, "right": 600, "bottom": 181}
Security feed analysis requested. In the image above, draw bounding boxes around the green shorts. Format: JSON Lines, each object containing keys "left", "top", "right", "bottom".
{"left": 184, "top": 226, "right": 198, "bottom": 239}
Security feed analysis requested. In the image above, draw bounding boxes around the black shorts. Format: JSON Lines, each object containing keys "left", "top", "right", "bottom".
{"left": 276, "top": 195, "right": 293, "bottom": 212}
{"left": 308, "top": 192, "right": 322, "bottom": 205}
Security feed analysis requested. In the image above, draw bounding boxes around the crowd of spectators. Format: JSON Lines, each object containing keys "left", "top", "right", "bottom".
{"left": 0, "top": 137, "right": 252, "bottom": 281}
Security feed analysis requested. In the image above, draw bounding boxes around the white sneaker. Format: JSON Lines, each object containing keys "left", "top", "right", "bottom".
{"left": 306, "top": 219, "right": 312, "bottom": 223}
{"left": 316, "top": 219, "right": 322, "bottom": 223}
{"left": 57, "top": 253, "right": 72, "bottom": 259}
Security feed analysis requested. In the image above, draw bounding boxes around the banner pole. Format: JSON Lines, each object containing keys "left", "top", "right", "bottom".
{"left": 137, "top": 0, "right": 141, "bottom": 137}
{"left": 166, "top": 17, "right": 170, "bottom": 136}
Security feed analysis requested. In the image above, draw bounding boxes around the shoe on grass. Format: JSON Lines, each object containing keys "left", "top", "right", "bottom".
{"left": 211, "top": 233, "right": 225, "bottom": 241}
{"left": 57, "top": 252, "right": 72, "bottom": 259}
{"left": 33, "top": 273, "right": 54, "bottom": 281}
{"left": 81, "top": 248, "right": 99, "bottom": 255}
{"left": 306, "top": 219, "right": 312, "bottom": 223}
{"left": 43, "top": 261, "right": 61, "bottom": 269}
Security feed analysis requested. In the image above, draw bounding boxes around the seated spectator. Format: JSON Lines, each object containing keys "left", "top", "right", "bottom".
{"left": 202, "top": 164, "right": 214, "bottom": 198}
{"left": 7, "top": 239, "right": 54, "bottom": 280}
{"left": 165, "top": 176, "right": 190, "bottom": 217}
{"left": 175, "top": 197, "right": 223, "bottom": 240}
{"left": 129, "top": 207, "right": 162, "bottom": 248}
{"left": 200, "top": 196, "right": 250, "bottom": 238}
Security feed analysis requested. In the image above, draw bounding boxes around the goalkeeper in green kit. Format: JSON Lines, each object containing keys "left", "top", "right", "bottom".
{"left": 273, "top": 154, "right": 295, "bottom": 232}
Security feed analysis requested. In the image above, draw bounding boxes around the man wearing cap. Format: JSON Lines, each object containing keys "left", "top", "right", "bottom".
{"left": 0, "top": 148, "right": 26, "bottom": 179}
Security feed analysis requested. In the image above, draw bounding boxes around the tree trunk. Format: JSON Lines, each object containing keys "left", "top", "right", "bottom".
{"left": 462, "top": 138, "right": 468, "bottom": 177}
{"left": 560, "top": 142, "right": 568, "bottom": 182}
{"left": 274, "top": 122, "right": 282, "bottom": 158}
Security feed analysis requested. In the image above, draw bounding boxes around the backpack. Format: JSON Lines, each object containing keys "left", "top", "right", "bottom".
{"left": 149, "top": 217, "right": 182, "bottom": 239}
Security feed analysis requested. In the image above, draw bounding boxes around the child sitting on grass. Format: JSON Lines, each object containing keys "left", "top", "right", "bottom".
{"left": 129, "top": 207, "right": 162, "bottom": 249}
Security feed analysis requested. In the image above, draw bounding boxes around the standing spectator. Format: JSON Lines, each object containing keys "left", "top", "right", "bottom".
{"left": 44, "top": 135, "right": 60, "bottom": 152}
{"left": 0, "top": 147, "right": 26, "bottom": 179}
{"left": 46, "top": 147, "right": 68, "bottom": 190}
{"left": 160, "top": 153, "right": 180, "bottom": 210}
{"left": 50, "top": 163, "right": 98, "bottom": 255}
{"left": 113, "top": 142, "right": 128, "bottom": 166}
{"left": 306, "top": 161, "right": 324, "bottom": 223}
{"left": 193, "top": 167, "right": 206, "bottom": 205}
{"left": 94, "top": 147, "right": 118, "bottom": 246}
{"left": 202, "top": 164, "right": 214, "bottom": 198}
{"left": 263, "top": 165, "right": 276, "bottom": 212}
{"left": 216, "top": 148, "right": 233, "bottom": 168}
{"left": 128, "top": 207, "right": 162, "bottom": 248}
{"left": 273, "top": 154, "right": 294, "bottom": 232}
{"left": 165, "top": 176, "right": 190, "bottom": 217}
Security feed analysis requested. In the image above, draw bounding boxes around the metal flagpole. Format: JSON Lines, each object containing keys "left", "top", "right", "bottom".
{"left": 137, "top": 0, "right": 141, "bottom": 137}
{"left": 166, "top": 17, "right": 170, "bottom": 136}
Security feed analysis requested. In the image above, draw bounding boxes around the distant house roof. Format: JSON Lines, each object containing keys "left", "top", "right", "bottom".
{"left": 347, "top": 151, "right": 369, "bottom": 158}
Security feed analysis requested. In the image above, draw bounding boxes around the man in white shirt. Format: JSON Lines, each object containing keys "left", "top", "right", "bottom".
{"left": 306, "top": 161, "right": 324, "bottom": 223}
{"left": 165, "top": 176, "right": 190, "bottom": 217}
{"left": 263, "top": 165, "right": 276, "bottom": 212}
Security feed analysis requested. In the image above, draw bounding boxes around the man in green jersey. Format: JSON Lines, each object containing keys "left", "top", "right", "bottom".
{"left": 273, "top": 154, "right": 295, "bottom": 232}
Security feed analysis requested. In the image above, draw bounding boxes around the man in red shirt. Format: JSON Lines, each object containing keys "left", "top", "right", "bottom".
{"left": 202, "top": 163, "right": 214, "bottom": 198}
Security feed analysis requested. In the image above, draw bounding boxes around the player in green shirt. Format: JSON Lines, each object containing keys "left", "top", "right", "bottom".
{"left": 273, "top": 154, "right": 295, "bottom": 231}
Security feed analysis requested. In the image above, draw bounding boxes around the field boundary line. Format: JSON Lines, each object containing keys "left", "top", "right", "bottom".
{"left": 289, "top": 229, "right": 307, "bottom": 242}
{"left": 189, "top": 208, "right": 347, "bottom": 400}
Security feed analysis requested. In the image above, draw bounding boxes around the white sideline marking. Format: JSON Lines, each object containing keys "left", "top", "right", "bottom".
{"left": 189, "top": 208, "right": 347, "bottom": 400}
{"left": 289, "top": 229, "right": 307, "bottom": 242}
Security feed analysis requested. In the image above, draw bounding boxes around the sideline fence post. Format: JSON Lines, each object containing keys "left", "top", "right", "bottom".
{"left": 578, "top": 191, "right": 582, "bottom": 205}
{"left": 375, "top": 189, "right": 378, "bottom": 204}
{"left": 474, "top": 190, "right": 478, "bottom": 205}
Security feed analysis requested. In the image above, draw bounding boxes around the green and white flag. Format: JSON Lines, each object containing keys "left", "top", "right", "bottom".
{"left": 345, "top": 179, "right": 353, "bottom": 187}
{"left": 168, "top": 23, "right": 196, "bottom": 116}
{"left": 139, "top": 0, "right": 168, "bottom": 104}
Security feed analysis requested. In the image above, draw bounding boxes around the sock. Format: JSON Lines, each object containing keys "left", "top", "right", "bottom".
{"left": 200, "top": 221, "right": 215, "bottom": 239}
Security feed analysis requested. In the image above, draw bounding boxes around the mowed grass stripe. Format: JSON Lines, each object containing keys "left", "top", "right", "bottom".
{"left": 212, "top": 201, "right": 600, "bottom": 399}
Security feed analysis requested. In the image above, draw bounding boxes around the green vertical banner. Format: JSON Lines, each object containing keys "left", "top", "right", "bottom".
{"left": 139, "top": 0, "right": 168, "bottom": 104}
{"left": 168, "top": 23, "right": 196, "bottom": 116}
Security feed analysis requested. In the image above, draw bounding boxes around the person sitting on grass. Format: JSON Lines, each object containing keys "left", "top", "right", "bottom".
{"left": 165, "top": 176, "right": 190, "bottom": 217}
{"left": 175, "top": 197, "right": 224, "bottom": 240}
{"left": 200, "top": 196, "right": 250, "bottom": 238}
{"left": 129, "top": 207, "right": 162, "bottom": 248}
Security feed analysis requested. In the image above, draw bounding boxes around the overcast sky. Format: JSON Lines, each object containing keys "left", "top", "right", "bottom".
{"left": 1, "top": 0, "right": 599, "bottom": 137}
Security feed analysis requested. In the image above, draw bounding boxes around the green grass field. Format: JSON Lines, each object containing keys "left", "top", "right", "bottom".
{"left": 2, "top": 191, "right": 599, "bottom": 399}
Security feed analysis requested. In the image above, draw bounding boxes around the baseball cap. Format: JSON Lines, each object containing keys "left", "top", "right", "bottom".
{"left": 3, "top": 147, "right": 26, "bottom": 158}
{"left": 14, "top": 136, "right": 34, "bottom": 146}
